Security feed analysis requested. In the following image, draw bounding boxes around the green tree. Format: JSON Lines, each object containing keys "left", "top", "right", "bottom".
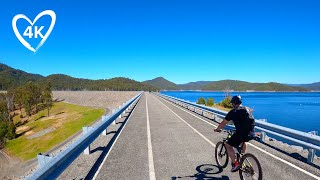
{"left": 218, "top": 96, "right": 233, "bottom": 108}
{"left": 22, "top": 89, "right": 33, "bottom": 117}
{"left": 14, "top": 87, "right": 24, "bottom": 115}
{"left": 197, "top": 97, "right": 206, "bottom": 105}
{"left": 21, "top": 82, "right": 41, "bottom": 116}
{"left": 6, "top": 121, "right": 16, "bottom": 140}
{"left": 0, "top": 93, "right": 16, "bottom": 146}
{"left": 206, "top": 98, "right": 214, "bottom": 106}
{"left": 0, "top": 121, "right": 8, "bottom": 148}
{"left": 0, "top": 94, "right": 9, "bottom": 122}
{"left": 42, "top": 82, "right": 53, "bottom": 116}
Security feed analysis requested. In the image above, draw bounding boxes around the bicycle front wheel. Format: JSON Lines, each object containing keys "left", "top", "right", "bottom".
{"left": 239, "top": 153, "right": 262, "bottom": 180}
{"left": 215, "top": 141, "right": 229, "bottom": 168}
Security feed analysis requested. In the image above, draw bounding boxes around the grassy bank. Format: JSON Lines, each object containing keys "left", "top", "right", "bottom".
{"left": 211, "top": 104, "right": 232, "bottom": 112}
{"left": 6, "top": 102, "right": 104, "bottom": 160}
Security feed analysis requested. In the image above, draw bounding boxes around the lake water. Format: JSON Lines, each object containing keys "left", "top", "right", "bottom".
{"left": 161, "top": 91, "right": 320, "bottom": 134}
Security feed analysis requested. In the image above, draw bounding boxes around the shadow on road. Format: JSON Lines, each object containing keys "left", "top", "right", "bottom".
{"left": 172, "top": 164, "right": 229, "bottom": 180}
{"left": 261, "top": 141, "right": 320, "bottom": 169}
{"left": 83, "top": 102, "right": 138, "bottom": 180}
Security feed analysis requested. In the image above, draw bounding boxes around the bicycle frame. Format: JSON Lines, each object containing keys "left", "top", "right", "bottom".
{"left": 222, "top": 130, "right": 244, "bottom": 156}
{"left": 216, "top": 130, "right": 263, "bottom": 180}
{"left": 222, "top": 130, "right": 254, "bottom": 170}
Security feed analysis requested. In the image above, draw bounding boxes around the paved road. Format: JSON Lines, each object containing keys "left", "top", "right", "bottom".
{"left": 95, "top": 93, "right": 320, "bottom": 180}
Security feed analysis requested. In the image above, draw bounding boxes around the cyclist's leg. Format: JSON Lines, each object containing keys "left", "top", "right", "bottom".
{"left": 225, "top": 143, "right": 236, "bottom": 163}
{"left": 226, "top": 133, "right": 243, "bottom": 163}
{"left": 242, "top": 131, "right": 255, "bottom": 154}
{"left": 242, "top": 142, "right": 247, "bottom": 154}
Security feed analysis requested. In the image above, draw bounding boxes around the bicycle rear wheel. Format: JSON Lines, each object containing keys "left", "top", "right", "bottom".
{"left": 239, "top": 153, "right": 262, "bottom": 180}
{"left": 215, "top": 141, "right": 229, "bottom": 168}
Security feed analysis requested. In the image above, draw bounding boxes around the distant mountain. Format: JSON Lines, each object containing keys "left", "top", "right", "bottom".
{"left": 290, "top": 82, "right": 320, "bottom": 91}
{"left": 143, "top": 77, "right": 309, "bottom": 91}
{"left": 178, "top": 81, "right": 213, "bottom": 90}
{"left": 203, "top": 80, "right": 309, "bottom": 92}
{"left": 0, "top": 63, "right": 44, "bottom": 89}
{"left": 143, "top": 77, "right": 179, "bottom": 90}
{"left": 102, "top": 77, "right": 158, "bottom": 91}
{"left": 0, "top": 63, "right": 313, "bottom": 92}
{"left": 0, "top": 64, "right": 158, "bottom": 91}
{"left": 143, "top": 77, "right": 212, "bottom": 90}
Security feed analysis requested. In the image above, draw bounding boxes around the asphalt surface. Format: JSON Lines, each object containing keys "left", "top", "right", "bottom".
{"left": 95, "top": 93, "right": 320, "bottom": 180}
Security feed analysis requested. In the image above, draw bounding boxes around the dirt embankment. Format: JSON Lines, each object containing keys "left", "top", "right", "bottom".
{"left": 53, "top": 91, "right": 139, "bottom": 110}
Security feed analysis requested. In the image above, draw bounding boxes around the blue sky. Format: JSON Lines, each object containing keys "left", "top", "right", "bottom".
{"left": 0, "top": 0, "right": 319, "bottom": 84}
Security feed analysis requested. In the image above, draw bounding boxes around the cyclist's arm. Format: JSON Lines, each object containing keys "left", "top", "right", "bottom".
{"left": 215, "top": 110, "right": 233, "bottom": 132}
{"left": 215, "top": 119, "right": 229, "bottom": 131}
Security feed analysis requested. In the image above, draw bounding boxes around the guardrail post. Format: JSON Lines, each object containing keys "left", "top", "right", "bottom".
{"left": 83, "top": 126, "right": 93, "bottom": 155}
{"left": 37, "top": 153, "right": 52, "bottom": 168}
{"left": 260, "top": 119, "right": 267, "bottom": 142}
{"left": 112, "top": 110, "right": 116, "bottom": 125}
{"left": 101, "top": 115, "right": 110, "bottom": 135}
{"left": 307, "top": 131, "right": 318, "bottom": 163}
{"left": 211, "top": 113, "right": 215, "bottom": 119}
{"left": 101, "top": 115, "right": 106, "bottom": 134}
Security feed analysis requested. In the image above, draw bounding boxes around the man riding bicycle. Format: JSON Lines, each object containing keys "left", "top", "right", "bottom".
{"left": 214, "top": 95, "right": 255, "bottom": 172}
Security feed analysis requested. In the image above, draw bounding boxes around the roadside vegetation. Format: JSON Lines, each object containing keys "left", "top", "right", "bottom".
{"left": 0, "top": 81, "right": 104, "bottom": 160}
{"left": 196, "top": 96, "right": 233, "bottom": 111}
{"left": 7, "top": 102, "right": 104, "bottom": 160}
{"left": 0, "top": 82, "right": 53, "bottom": 148}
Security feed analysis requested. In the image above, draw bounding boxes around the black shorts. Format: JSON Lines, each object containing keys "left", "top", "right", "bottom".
{"left": 227, "top": 132, "right": 254, "bottom": 148}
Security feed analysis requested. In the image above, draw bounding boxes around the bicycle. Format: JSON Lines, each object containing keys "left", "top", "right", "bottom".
{"left": 215, "top": 129, "right": 263, "bottom": 180}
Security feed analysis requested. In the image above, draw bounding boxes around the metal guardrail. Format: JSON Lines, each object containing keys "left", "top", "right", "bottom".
{"left": 26, "top": 92, "right": 144, "bottom": 180}
{"left": 155, "top": 92, "right": 320, "bottom": 163}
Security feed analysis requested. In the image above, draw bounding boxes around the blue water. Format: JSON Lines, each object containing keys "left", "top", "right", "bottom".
{"left": 161, "top": 91, "right": 320, "bottom": 134}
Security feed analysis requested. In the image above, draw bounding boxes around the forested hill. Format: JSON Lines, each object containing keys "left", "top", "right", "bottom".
{"left": 290, "top": 82, "right": 320, "bottom": 91}
{"left": 0, "top": 64, "right": 158, "bottom": 91}
{"left": 143, "top": 77, "right": 310, "bottom": 92}
{"left": 143, "top": 77, "right": 180, "bottom": 90}
{"left": 0, "top": 63, "right": 312, "bottom": 91}
{"left": 0, "top": 63, "right": 43, "bottom": 89}
{"left": 202, "top": 80, "right": 309, "bottom": 92}
{"left": 38, "top": 75, "right": 157, "bottom": 91}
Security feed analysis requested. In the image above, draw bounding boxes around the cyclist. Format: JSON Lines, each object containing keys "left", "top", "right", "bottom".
{"left": 214, "top": 95, "right": 255, "bottom": 172}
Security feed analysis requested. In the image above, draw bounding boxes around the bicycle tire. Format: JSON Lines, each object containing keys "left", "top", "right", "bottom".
{"left": 239, "top": 153, "right": 263, "bottom": 180}
{"left": 215, "top": 141, "right": 229, "bottom": 168}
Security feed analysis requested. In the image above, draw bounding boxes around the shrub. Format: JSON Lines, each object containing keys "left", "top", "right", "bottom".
{"left": 218, "top": 96, "right": 233, "bottom": 108}
{"left": 6, "top": 122, "right": 16, "bottom": 140}
{"left": 196, "top": 97, "right": 206, "bottom": 105}
{"left": 206, "top": 98, "right": 214, "bottom": 106}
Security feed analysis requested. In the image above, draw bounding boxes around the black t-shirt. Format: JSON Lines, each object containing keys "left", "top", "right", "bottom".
{"left": 225, "top": 106, "right": 255, "bottom": 134}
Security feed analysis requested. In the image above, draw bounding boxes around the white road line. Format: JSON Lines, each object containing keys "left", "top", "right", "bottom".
{"left": 92, "top": 98, "right": 141, "bottom": 180}
{"left": 146, "top": 95, "right": 156, "bottom": 180}
{"left": 155, "top": 95, "right": 320, "bottom": 180}
{"left": 153, "top": 96, "right": 215, "bottom": 147}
